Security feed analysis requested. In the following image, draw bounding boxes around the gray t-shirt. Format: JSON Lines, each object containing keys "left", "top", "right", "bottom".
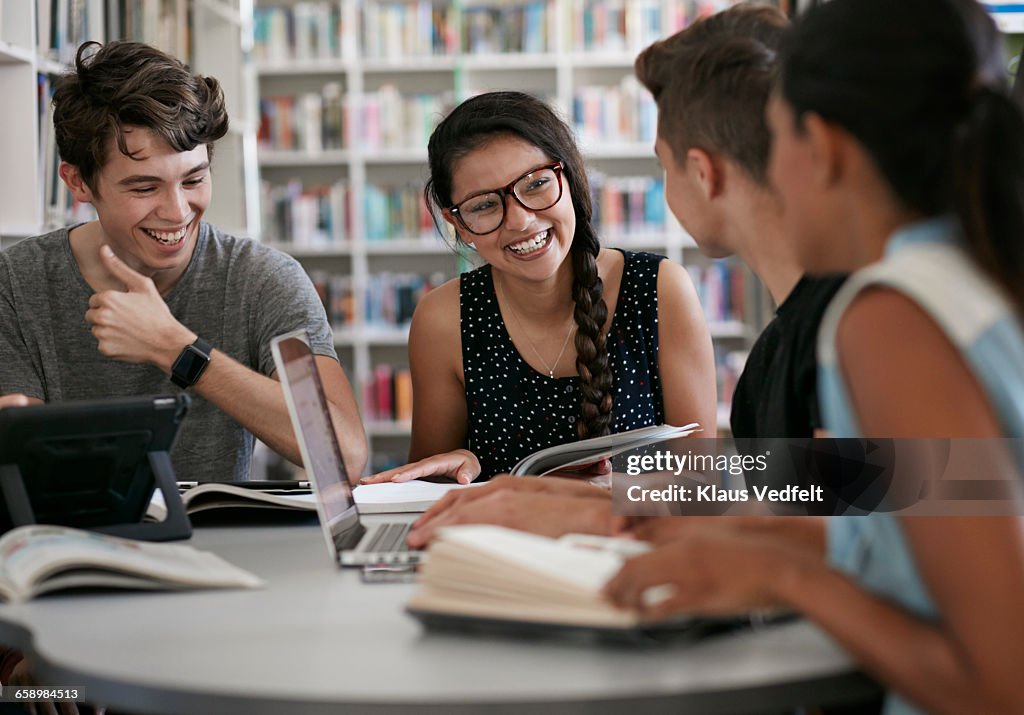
{"left": 0, "top": 222, "right": 337, "bottom": 481}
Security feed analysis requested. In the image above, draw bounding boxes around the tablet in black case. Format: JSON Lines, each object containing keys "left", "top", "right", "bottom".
{"left": 0, "top": 394, "right": 192, "bottom": 541}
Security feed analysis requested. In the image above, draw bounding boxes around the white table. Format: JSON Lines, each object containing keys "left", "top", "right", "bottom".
{"left": 0, "top": 522, "right": 880, "bottom": 714}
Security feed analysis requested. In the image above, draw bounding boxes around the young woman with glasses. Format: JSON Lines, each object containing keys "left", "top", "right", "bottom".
{"left": 362, "top": 91, "right": 716, "bottom": 486}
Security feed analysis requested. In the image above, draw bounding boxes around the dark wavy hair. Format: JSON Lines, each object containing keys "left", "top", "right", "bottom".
{"left": 635, "top": 3, "right": 788, "bottom": 186}
{"left": 780, "top": 0, "right": 1024, "bottom": 315}
{"left": 53, "top": 41, "right": 229, "bottom": 193}
{"left": 425, "top": 91, "right": 613, "bottom": 439}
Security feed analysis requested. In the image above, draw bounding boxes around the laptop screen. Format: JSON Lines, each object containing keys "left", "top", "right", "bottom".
{"left": 272, "top": 331, "right": 361, "bottom": 558}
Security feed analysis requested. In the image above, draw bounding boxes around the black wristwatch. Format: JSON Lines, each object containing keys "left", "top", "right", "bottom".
{"left": 170, "top": 337, "right": 213, "bottom": 389}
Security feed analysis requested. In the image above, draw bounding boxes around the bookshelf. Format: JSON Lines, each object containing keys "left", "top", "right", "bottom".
{"left": 251, "top": 0, "right": 772, "bottom": 470}
{"left": 0, "top": 0, "right": 257, "bottom": 250}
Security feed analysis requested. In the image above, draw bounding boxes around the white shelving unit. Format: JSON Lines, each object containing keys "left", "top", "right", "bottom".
{"left": 249, "top": 0, "right": 770, "bottom": 467}
{"left": 0, "top": 0, "right": 257, "bottom": 248}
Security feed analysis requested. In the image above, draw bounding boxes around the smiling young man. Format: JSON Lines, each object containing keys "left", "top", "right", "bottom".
{"left": 0, "top": 41, "right": 367, "bottom": 482}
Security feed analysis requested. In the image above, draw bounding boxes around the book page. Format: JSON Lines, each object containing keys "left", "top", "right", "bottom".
{"left": 435, "top": 525, "right": 627, "bottom": 593}
{"left": 0, "top": 525, "right": 262, "bottom": 602}
{"left": 511, "top": 422, "right": 702, "bottom": 476}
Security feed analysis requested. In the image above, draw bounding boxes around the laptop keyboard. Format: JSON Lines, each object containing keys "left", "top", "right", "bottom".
{"left": 363, "top": 522, "right": 412, "bottom": 553}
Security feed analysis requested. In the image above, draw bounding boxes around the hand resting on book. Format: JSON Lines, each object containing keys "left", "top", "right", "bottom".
{"left": 361, "top": 449, "right": 482, "bottom": 485}
{"left": 407, "top": 476, "right": 612, "bottom": 548}
{"left": 603, "top": 523, "right": 813, "bottom": 620}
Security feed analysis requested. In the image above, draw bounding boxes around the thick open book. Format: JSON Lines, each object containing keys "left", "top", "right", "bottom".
{"left": 147, "top": 480, "right": 474, "bottom": 521}
{"left": 510, "top": 422, "right": 702, "bottom": 476}
{"left": 0, "top": 525, "right": 263, "bottom": 603}
{"left": 407, "top": 524, "right": 736, "bottom": 642}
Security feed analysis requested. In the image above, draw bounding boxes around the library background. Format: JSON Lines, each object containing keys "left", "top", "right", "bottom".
{"left": 2, "top": 0, "right": 1020, "bottom": 475}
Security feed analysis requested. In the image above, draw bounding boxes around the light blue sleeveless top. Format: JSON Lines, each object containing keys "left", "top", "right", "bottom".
{"left": 817, "top": 217, "right": 1024, "bottom": 715}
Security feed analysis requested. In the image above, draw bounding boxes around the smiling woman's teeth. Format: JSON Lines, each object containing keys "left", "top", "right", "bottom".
{"left": 508, "top": 230, "right": 549, "bottom": 255}
{"left": 144, "top": 226, "right": 187, "bottom": 245}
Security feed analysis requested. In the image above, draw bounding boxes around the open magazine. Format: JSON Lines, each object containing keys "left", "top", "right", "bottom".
{"left": 510, "top": 422, "right": 702, "bottom": 476}
{"left": 146, "top": 480, "right": 476, "bottom": 521}
{"left": 0, "top": 525, "right": 263, "bottom": 603}
{"left": 406, "top": 524, "right": 740, "bottom": 642}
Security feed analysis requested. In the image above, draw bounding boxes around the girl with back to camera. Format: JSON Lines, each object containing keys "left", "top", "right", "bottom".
{"left": 363, "top": 92, "right": 716, "bottom": 485}
{"left": 606, "top": 1, "right": 1024, "bottom": 713}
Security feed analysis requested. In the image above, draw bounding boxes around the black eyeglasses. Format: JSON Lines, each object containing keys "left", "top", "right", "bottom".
{"left": 448, "top": 161, "right": 565, "bottom": 235}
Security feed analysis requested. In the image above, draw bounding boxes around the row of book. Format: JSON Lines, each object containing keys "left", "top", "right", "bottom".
{"left": 253, "top": 2, "right": 343, "bottom": 64}
{"left": 253, "top": 0, "right": 751, "bottom": 62}
{"left": 263, "top": 174, "right": 674, "bottom": 246}
{"left": 257, "top": 86, "right": 452, "bottom": 153}
{"left": 258, "top": 85, "right": 346, "bottom": 153}
{"left": 362, "top": 1, "right": 456, "bottom": 59}
{"left": 307, "top": 270, "right": 449, "bottom": 327}
{"left": 363, "top": 364, "right": 413, "bottom": 423}
{"left": 571, "top": 0, "right": 665, "bottom": 53}
{"left": 363, "top": 182, "right": 435, "bottom": 241}
{"left": 358, "top": 86, "right": 450, "bottom": 152}
{"left": 261, "top": 180, "right": 349, "bottom": 247}
{"left": 260, "top": 84, "right": 658, "bottom": 155}
{"left": 686, "top": 262, "right": 752, "bottom": 324}
{"left": 261, "top": 180, "right": 433, "bottom": 245}
{"left": 364, "top": 271, "right": 448, "bottom": 326}
{"left": 462, "top": 2, "right": 553, "bottom": 55}
{"left": 309, "top": 271, "right": 355, "bottom": 326}
{"left": 37, "top": 73, "right": 95, "bottom": 232}
{"left": 573, "top": 77, "right": 658, "bottom": 146}
{"left": 589, "top": 174, "right": 666, "bottom": 237}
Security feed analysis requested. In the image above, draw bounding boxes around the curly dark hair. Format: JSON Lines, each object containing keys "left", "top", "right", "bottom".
{"left": 52, "top": 41, "right": 229, "bottom": 193}
{"left": 425, "top": 91, "right": 613, "bottom": 439}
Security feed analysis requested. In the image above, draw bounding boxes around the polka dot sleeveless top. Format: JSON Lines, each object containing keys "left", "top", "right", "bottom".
{"left": 460, "top": 249, "right": 666, "bottom": 479}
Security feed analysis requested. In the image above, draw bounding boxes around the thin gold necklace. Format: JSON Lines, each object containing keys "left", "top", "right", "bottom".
{"left": 496, "top": 274, "right": 576, "bottom": 378}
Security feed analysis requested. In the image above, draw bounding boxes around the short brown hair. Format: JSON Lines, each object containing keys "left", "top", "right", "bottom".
{"left": 52, "top": 41, "right": 229, "bottom": 191}
{"left": 635, "top": 4, "right": 787, "bottom": 185}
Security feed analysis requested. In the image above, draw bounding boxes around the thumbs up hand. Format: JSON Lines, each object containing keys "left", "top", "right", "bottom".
{"left": 85, "top": 245, "right": 195, "bottom": 371}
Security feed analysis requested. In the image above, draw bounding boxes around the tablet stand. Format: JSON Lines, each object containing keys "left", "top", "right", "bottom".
{"left": 0, "top": 450, "right": 192, "bottom": 542}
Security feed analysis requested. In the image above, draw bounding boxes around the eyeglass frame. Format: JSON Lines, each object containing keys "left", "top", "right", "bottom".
{"left": 446, "top": 161, "right": 566, "bottom": 236}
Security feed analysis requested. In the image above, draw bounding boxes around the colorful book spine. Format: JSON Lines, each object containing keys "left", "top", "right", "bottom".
{"left": 254, "top": 2, "right": 343, "bottom": 63}
{"left": 363, "top": 272, "right": 448, "bottom": 327}
{"left": 356, "top": 87, "right": 450, "bottom": 151}
{"left": 686, "top": 262, "right": 750, "bottom": 323}
{"left": 309, "top": 270, "right": 355, "bottom": 327}
{"left": 574, "top": 77, "right": 656, "bottom": 145}
{"left": 589, "top": 174, "right": 665, "bottom": 237}
{"left": 261, "top": 180, "right": 350, "bottom": 245}
{"left": 258, "top": 83, "right": 347, "bottom": 152}
{"left": 362, "top": 182, "right": 435, "bottom": 241}
{"left": 362, "top": 0, "right": 457, "bottom": 58}
{"left": 362, "top": 365, "right": 414, "bottom": 422}
{"left": 462, "top": 1, "right": 551, "bottom": 54}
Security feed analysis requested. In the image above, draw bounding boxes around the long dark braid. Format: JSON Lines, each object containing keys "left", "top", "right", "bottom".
{"left": 425, "top": 91, "right": 614, "bottom": 439}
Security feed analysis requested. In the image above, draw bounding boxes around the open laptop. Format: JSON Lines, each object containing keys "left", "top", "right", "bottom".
{"left": 272, "top": 329, "right": 420, "bottom": 566}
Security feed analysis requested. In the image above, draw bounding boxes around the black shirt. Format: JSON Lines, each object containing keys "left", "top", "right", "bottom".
{"left": 460, "top": 250, "right": 666, "bottom": 479}
{"left": 730, "top": 275, "right": 847, "bottom": 438}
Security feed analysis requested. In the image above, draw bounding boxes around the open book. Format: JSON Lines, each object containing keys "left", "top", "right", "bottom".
{"left": 0, "top": 525, "right": 263, "bottom": 603}
{"left": 406, "top": 524, "right": 737, "bottom": 642}
{"left": 510, "top": 422, "right": 702, "bottom": 476}
{"left": 147, "top": 480, "right": 475, "bottom": 521}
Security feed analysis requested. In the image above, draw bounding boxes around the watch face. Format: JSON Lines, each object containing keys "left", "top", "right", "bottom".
{"left": 172, "top": 344, "right": 210, "bottom": 388}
